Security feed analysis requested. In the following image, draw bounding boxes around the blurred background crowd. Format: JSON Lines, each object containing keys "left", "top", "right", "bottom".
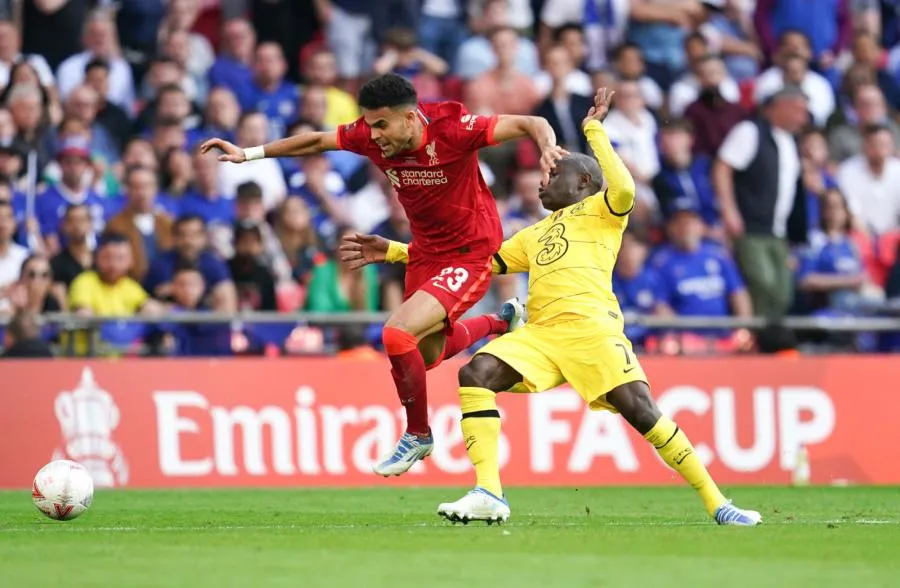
{"left": 2, "top": 0, "right": 900, "bottom": 358}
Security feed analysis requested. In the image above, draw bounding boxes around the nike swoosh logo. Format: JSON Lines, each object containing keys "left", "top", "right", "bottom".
{"left": 623, "top": 367, "right": 636, "bottom": 373}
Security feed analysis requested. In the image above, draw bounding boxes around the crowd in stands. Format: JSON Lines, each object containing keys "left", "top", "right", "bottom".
{"left": 1, "top": 0, "right": 900, "bottom": 357}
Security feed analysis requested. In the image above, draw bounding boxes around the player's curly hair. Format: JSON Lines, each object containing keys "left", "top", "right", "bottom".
{"left": 358, "top": 73, "right": 418, "bottom": 110}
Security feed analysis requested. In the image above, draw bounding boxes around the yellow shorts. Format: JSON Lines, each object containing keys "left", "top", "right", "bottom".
{"left": 476, "top": 319, "right": 648, "bottom": 411}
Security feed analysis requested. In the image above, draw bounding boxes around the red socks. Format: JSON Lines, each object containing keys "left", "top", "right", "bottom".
{"left": 382, "top": 326, "right": 430, "bottom": 436}
{"left": 428, "top": 314, "right": 508, "bottom": 368}
{"left": 382, "top": 315, "right": 508, "bottom": 435}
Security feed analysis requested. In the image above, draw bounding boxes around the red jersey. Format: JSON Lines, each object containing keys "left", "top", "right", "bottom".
{"left": 336, "top": 101, "right": 503, "bottom": 259}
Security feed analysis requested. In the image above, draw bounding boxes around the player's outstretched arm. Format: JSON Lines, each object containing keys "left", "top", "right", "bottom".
{"left": 343, "top": 232, "right": 531, "bottom": 276}
{"left": 492, "top": 115, "right": 567, "bottom": 186}
{"left": 582, "top": 88, "right": 636, "bottom": 216}
{"left": 200, "top": 130, "right": 340, "bottom": 163}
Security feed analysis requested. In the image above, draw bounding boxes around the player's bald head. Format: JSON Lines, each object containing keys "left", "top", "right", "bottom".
{"left": 539, "top": 153, "right": 604, "bottom": 211}
{"left": 561, "top": 153, "right": 604, "bottom": 194}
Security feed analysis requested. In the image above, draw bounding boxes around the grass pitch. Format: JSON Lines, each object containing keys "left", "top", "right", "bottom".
{"left": 1, "top": 486, "right": 898, "bottom": 587}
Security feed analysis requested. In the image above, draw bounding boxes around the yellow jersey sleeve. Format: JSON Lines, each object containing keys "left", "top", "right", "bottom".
{"left": 584, "top": 119, "right": 636, "bottom": 218}
{"left": 492, "top": 230, "right": 529, "bottom": 275}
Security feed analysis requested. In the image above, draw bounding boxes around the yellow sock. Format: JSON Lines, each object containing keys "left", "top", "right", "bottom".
{"left": 644, "top": 415, "right": 727, "bottom": 516}
{"left": 459, "top": 386, "right": 503, "bottom": 497}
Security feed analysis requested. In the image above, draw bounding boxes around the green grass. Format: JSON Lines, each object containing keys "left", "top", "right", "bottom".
{"left": 1, "top": 487, "right": 899, "bottom": 587}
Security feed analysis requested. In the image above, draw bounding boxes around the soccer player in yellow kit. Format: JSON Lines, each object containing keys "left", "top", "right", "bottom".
{"left": 341, "top": 88, "right": 761, "bottom": 527}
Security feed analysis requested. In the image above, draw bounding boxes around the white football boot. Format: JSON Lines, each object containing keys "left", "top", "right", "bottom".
{"left": 714, "top": 501, "right": 763, "bottom": 526}
{"left": 498, "top": 297, "right": 526, "bottom": 332}
{"left": 437, "top": 487, "right": 510, "bottom": 525}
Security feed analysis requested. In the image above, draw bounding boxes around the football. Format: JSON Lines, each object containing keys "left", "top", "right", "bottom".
{"left": 32, "top": 460, "right": 94, "bottom": 521}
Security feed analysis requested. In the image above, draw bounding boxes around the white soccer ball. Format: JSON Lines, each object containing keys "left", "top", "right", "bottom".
{"left": 32, "top": 460, "right": 94, "bottom": 521}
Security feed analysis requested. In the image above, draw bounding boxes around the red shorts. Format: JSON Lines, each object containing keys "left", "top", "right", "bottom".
{"left": 404, "top": 255, "right": 494, "bottom": 328}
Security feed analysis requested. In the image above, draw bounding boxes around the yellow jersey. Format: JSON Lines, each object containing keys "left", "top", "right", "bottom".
{"left": 492, "top": 120, "right": 635, "bottom": 325}
{"left": 69, "top": 271, "right": 148, "bottom": 315}
{"left": 386, "top": 120, "right": 635, "bottom": 327}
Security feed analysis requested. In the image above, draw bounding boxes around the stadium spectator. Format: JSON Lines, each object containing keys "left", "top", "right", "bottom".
{"left": 318, "top": 0, "right": 379, "bottom": 90}
{"left": 143, "top": 214, "right": 236, "bottom": 313}
{"left": 652, "top": 197, "right": 753, "bottom": 343}
{"left": 837, "top": 123, "right": 900, "bottom": 235}
{"left": 534, "top": 41, "right": 592, "bottom": 100}
{"left": 603, "top": 78, "right": 660, "bottom": 215}
{"left": 7, "top": 84, "right": 53, "bottom": 173}
{"left": 0, "top": 19, "right": 55, "bottom": 93}
{"left": 151, "top": 261, "right": 232, "bottom": 357}
{"left": 332, "top": 160, "right": 388, "bottom": 233}
{"left": 848, "top": 30, "right": 900, "bottom": 110}
{"left": 216, "top": 112, "right": 287, "bottom": 210}
{"left": 229, "top": 220, "right": 277, "bottom": 311}
{"left": 0, "top": 309, "right": 52, "bottom": 358}
{"left": 298, "top": 85, "right": 329, "bottom": 130}
{"left": 37, "top": 136, "right": 105, "bottom": 254}
{"left": 246, "top": 42, "right": 299, "bottom": 139}
{"left": 613, "top": 230, "right": 661, "bottom": 347}
{"left": 180, "top": 146, "right": 232, "bottom": 226}
{"left": 534, "top": 46, "right": 592, "bottom": 154}
{"left": 653, "top": 119, "right": 721, "bottom": 238}
{"left": 305, "top": 225, "right": 378, "bottom": 313}
{"left": 754, "top": 0, "right": 851, "bottom": 68}
{"left": 21, "top": 0, "right": 88, "bottom": 73}
{"left": 371, "top": 187, "right": 410, "bottom": 312}
{"left": 159, "top": 0, "right": 215, "bottom": 87}
{"left": 50, "top": 204, "right": 93, "bottom": 289}
{"left": 234, "top": 181, "right": 293, "bottom": 285}
{"left": 797, "top": 187, "right": 874, "bottom": 315}
{"left": 160, "top": 148, "right": 194, "bottom": 197}
{"left": 67, "top": 232, "right": 160, "bottom": 316}
{"left": 57, "top": 9, "right": 136, "bottom": 114}
{"left": 455, "top": 0, "right": 539, "bottom": 81}
{"left": 417, "top": 0, "right": 466, "bottom": 68}
{"left": 799, "top": 127, "right": 838, "bottom": 238}
{"left": 0, "top": 200, "right": 28, "bottom": 307}
{"left": 684, "top": 54, "right": 747, "bottom": 157}
{"left": 695, "top": 0, "right": 761, "bottom": 83}
{"left": 627, "top": 0, "right": 699, "bottom": 90}
{"left": 7, "top": 254, "right": 64, "bottom": 313}
{"left": 669, "top": 52, "right": 741, "bottom": 117}
{"left": 303, "top": 47, "right": 360, "bottom": 128}
{"left": 201, "top": 86, "right": 240, "bottom": 145}
{"left": 84, "top": 59, "right": 132, "bottom": 155}
{"left": 754, "top": 30, "right": 835, "bottom": 126}
{"left": 828, "top": 84, "right": 900, "bottom": 163}
{"left": 466, "top": 27, "right": 542, "bottom": 116}
{"left": 161, "top": 28, "right": 210, "bottom": 105}
{"left": 373, "top": 28, "right": 447, "bottom": 102}
{"left": 60, "top": 85, "right": 119, "bottom": 165}
{"left": 208, "top": 17, "right": 256, "bottom": 112}
{"left": 539, "top": 3, "right": 630, "bottom": 70}
{"left": 713, "top": 86, "right": 809, "bottom": 318}
{"left": 119, "top": 137, "right": 159, "bottom": 176}
{"left": 140, "top": 55, "right": 199, "bottom": 105}
{"left": 104, "top": 166, "right": 174, "bottom": 281}
{"left": 611, "top": 43, "right": 664, "bottom": 112}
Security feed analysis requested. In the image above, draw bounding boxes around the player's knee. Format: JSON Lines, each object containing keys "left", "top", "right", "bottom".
{"left": 607, "top": 381, "right": 662, "bottom": 435}
{"left": 458, "top": 355, "right": 501, "bottom": 391}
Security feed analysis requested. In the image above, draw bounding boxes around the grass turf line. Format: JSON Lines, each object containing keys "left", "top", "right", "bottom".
{"left": 1, "top": 487, "right": 899, "bottom": 588}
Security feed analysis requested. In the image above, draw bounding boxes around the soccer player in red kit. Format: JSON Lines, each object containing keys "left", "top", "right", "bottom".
{"left": 201, "top": 74, "right": 563, "bottom": 476}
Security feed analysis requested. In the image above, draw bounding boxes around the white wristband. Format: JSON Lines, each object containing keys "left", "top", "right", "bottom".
{"left": 243, "top": 146, "right": 265, "bottom": 161}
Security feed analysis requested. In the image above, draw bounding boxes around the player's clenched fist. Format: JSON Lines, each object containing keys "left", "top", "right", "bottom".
{"left": 200, "top": 137, "right": 246, "bottom": 163}
{"left": 582, "top": 87, "right": 615, "bottom": 129}
{"left": 339, "top": 233, "right": 390, "bottom": 270}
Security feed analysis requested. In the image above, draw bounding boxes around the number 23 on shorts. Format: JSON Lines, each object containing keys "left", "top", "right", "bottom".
{"left": 431, "top": 266, "right": 470, "bottom": 292}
